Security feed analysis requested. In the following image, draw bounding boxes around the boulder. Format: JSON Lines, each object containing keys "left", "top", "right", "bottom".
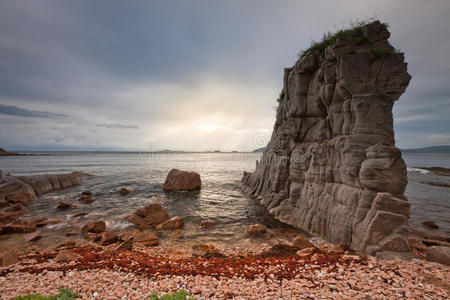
{"left": 0, "top": 177, "right": 36, "bottom": 206}
{"left": 127, "top": 203, "right": 169, "bottom": 229}
{"left": 163, "top": 169, "right": 201, "bottom": 191}
{"left": 57, "top": 200, "right": 78, "bottom": 210}
{"left": 82, "top": 221, "right": 106, "bottom": 234}
{"left": 245, "top": 224, "right": 266, "bottom": 235}
{"left": 240, "top": 21, "right": 412, "bottom": 256}
{"left": 200, "top": 220, "right": 215, "bottom": 229}
{"left": 0, "top": 219, "right": 36, "bottom": 235}
{"left": 422, "top": 221, "right": 439, "bottom": 229}
{"left": 117, "top": 187, "right": 131, "bottom": 195}
{"left": 426, "top": 246, "right": 450, "bottom": 265}
{"left": 292, "top": 235, "right": 315, "bottom": 249}
{"left": 157, "top": 216, "right": 184, "bottom": 230}
{"left": 0, "top": 250, "right": 18, "bottom": 267}
{"left": 54, "top": 250, "right": 83, "bottom": 263}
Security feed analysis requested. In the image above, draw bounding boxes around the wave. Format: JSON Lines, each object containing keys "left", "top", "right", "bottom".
{"left": 407, "top": 167, "right": 431, "bottom": 174}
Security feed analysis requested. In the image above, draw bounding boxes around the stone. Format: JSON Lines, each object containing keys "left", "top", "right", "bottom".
{"left": 5, "top": 204, "right": 28, "bottom": 214}
{"left": 162, "top": 169, "right": 201, "bottom": 191}
{"left": 54, "top": 250, "right": 83, "bottom": 263}
{"left": 27, "top": 233, "right": 42, "bottom": 242}
{"left": 426, "top": 246, "right": 450, "bottom": 265}
{"left": 82, "top": 221, "right": 106, "bottom": 234}
{"left": 0, "top": 219, "right": 36, "bottom": 235}
{"left": 292, "top": 235, "right": 314, "bottom": 249}
{"left": 0, "top": 250, "right": 18, "bottom": 266}
{"left": 127, "top": 203, "right": 169, "bottom": 229}
{"left": 200, "top": 220, "right": 215, "bottom": 229}
{"left": 157, "top": 216, "right": 184, "bottom": 230}
{"left": 134, "top": 231, "right": 159, "bottom": 246}
{"left": 81, "top": 190, "right": 92, "bottom": 196}
{"left": 56, "top": 240, "right": 76, "bottom": 248}
{"left": 66, "top": 231, "right": 80, "bottom": 236}
{"left": 422, "top": 220, "right": 439, "bottom": 229}
{"left": 245, "top": 224, "right": 266, "bottom": 235}
{"left": 116, "top": 239, "right": 133, "bottom": 251}
{"left": 0, "top": 177, "right": 36, "bottom": 207}
{"left": 57, "top": 200, "right": 78, "bottom": 209}
{"left": 73, "top": 212, "right": 88, "bottom": 218}
{"left": 297, "top": 247, "right": 316, "bottom": 258}
{"left": 78, "top": 195, "right": 94, "bottom": 204}
{"left": 328, "top": 243, "right": 348, "bottom": 254}
{"left": 117, "top": 187, "right": 131, "bottom": 195}
{"left": 241, "top": 21, "right": 411, "bottom": 256}
{"left": 100, "top": 231, "right": 119, "bottom": 245}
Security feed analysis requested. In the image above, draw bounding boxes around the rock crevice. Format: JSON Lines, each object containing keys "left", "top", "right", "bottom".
{"left": 242, "top": 21, "right": 411, "bottom": 255}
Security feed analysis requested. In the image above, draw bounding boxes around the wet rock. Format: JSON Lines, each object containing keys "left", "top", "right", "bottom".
{"left": 16, "top": 171, "right": 86, "bottom": 196}
{"left": 78, "top": 195, "right": 94, "bottom": 204}
{"left": 54, "top": 250, "right": 83, "bottom": 263}
{"left": 157, "top": 216, "right": 184, "bottom": 230}
{"left": 245, "top": 224, "right": 266, "bottom": 235}
{"left": 81, "top": 190, "right": 92, "bottom": 196}
{"left": 0, "top": 219, "right": 36, "bottom": 234}
{"left": 423, "top": 181, "right": 450, "bottom": 188}
{"left": 82, "top": 221, "right": 106, "bottom": 234}
{"left": 57, "top": 200, "right": 78, "bottom": 210}
{"left": 134, "top": 232, "right": 159, "bottom": 246}
{"left": 117, "top": 187, "right": 131, "bottom": 195}
{"left": 425, "top": 246, "right": 450, "bottom": 265}
{"left": 27, "top": 233, "right": 42, "bottom": 242}
{"left": 200, "top": 220, "right": 215, "bottom": 229}
{"left": 127, "top": 203, "right": 169, "bottom": 229}
{"left": 66, "top": 231, "right": 80, "bottom": 236}
{"left": 241, "top": 21, "right": 412, "bottom": 256}
{"left": 0, "top": 177, "right": 36, "bottom": 206}
{"left": 0, "top": 250, "right": 18, "bottom": 267}
{"left": 418, "top": 167, "right": 450, "bottom": 177}
{"left": 422, "top": 220, "right": 439, "bottom": 229}
{"left": 169, "top": 229, "right": 182, "bottom": 237}
{"left": 192, "top": 244, "right": 223, "bottom": 258}
{"left": 163, "top": 169, "right": 201, "bottom": 191}
{"left": 56, "top": 240, "right": 77, "bottom": 249}
{"left": 0, "top": 212, "right": 18, "bottom": 224}
{"left": 260, "top": 244, "right": 300, "bottom": 257}
{"left": 73, "top": 212, "right": 88, "bottom": 218}
{"left": 5, "top": 204, "right": 28, "bottom": 214}
{"left": 292, "top": 235, "right": 314, "bottom": 249}
{"left": 100, "top": 231, "right": 119, "bottom": 246}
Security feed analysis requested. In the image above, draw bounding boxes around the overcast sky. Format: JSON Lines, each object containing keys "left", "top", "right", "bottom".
{"left": 0, "top": 0, "right": 449, "bottom": 151}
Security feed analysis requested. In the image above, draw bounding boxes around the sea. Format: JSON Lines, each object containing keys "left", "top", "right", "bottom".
{"left": 0, "top": 151, "right": 449, "bottom": 251}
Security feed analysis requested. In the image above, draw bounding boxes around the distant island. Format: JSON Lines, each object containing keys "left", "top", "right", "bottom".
{"left": 0, "top": 147, "right": 23, "bottom": 156}
{"left": 402, "top": 145, "right": 450, "bottom": 153}
{"left": 252, "top": 147, "right": 266, "bottom": 153}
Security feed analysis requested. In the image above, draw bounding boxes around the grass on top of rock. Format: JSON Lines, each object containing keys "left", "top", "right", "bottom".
{"left": 276, "top": 88, "right": 285, "bottom": 103}
{"left": 149, "top": 290, "right": 196, "bottom": 300}
{"left": 299, "top": 19, "right": 388, "bottom": 59}
{"left": 9, "top": 288, "right": 78, "bottom": 300}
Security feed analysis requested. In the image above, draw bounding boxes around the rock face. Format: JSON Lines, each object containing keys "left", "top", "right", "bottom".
{"left": 163, "top": 169, "right": 201, "bottom": 191}
{"left": 241, "top": 21, "right": 411, "bottom": 256}
{"left": 0, "top": 172, "right": 86, "bottom": 207}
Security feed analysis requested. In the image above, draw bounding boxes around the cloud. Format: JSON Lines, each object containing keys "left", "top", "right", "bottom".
{"left": 0, "top": 104, "right": 67, "bottom": 118}
{"left": 96, "top": 124, "right": 139, "bottom": 129}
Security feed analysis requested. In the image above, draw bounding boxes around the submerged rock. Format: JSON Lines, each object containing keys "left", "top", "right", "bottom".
{"left": 82, "top": 221, "right": 106, "bottom": 234}
{"left": 241, "top": 21, "right": 411, "bottom": 256}
{"left": 422, "top": 220, "right": 439, "bottom": 229}
{"left": 163, "top": 169, "right": 201, "bottom": 191}
{"left": 117, "top": 187, "right": 131, "bottom": 195}
{"left": 200, "top": 220, "right": 215, "bottom": 229}
{"left": 426, "top": 246, "right": 450, "bottom": 265}
{"left": 57, "top": 200, "right": 78, "bottom": 210}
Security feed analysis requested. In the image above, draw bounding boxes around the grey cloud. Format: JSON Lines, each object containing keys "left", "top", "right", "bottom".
{"left": 96, "top": 124, "right": 139, "bottom": 129}
{"left": 0, "top": 104, "right": 67, "bottom": 118}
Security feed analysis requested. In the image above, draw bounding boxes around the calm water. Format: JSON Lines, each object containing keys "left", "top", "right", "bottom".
{"left": 0, "top": 152, "right": 449, "bottom": 251}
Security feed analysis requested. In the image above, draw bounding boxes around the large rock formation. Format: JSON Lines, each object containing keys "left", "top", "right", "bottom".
{"left": 0, "top": 172, "right": 86, "bottom": 207}
{"left": 242, "top": 21, "right": 411, "bottom": 255}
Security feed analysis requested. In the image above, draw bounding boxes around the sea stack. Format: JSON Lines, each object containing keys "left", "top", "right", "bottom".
{"left": 242, "top": 21, "right": 412, "bottom": 256}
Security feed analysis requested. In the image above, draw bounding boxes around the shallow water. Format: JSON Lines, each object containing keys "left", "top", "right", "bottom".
{"left": 0, "top": 152, "right": 449, "bottom": 251}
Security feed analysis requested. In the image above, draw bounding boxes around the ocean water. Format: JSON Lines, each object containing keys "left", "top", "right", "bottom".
{"left": 0, "top": 152, "right": 449, "bottom": 251}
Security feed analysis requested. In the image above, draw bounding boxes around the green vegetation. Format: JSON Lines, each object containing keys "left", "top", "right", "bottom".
{"left": 148, "top": 291, "right": 196, "bottom": 300}
{"left": 299, "top": 19, "right": 389, "bottom": 59}
{"left": 276, "top": 88, "right": 285, "bottom": 103}
{"left": 10, "top": 288, "right": 78, "bottom": 300}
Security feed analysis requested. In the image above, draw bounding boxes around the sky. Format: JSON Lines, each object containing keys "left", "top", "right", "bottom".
{"left": 0, "top": 0, "right": 449, "bottom": 151}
